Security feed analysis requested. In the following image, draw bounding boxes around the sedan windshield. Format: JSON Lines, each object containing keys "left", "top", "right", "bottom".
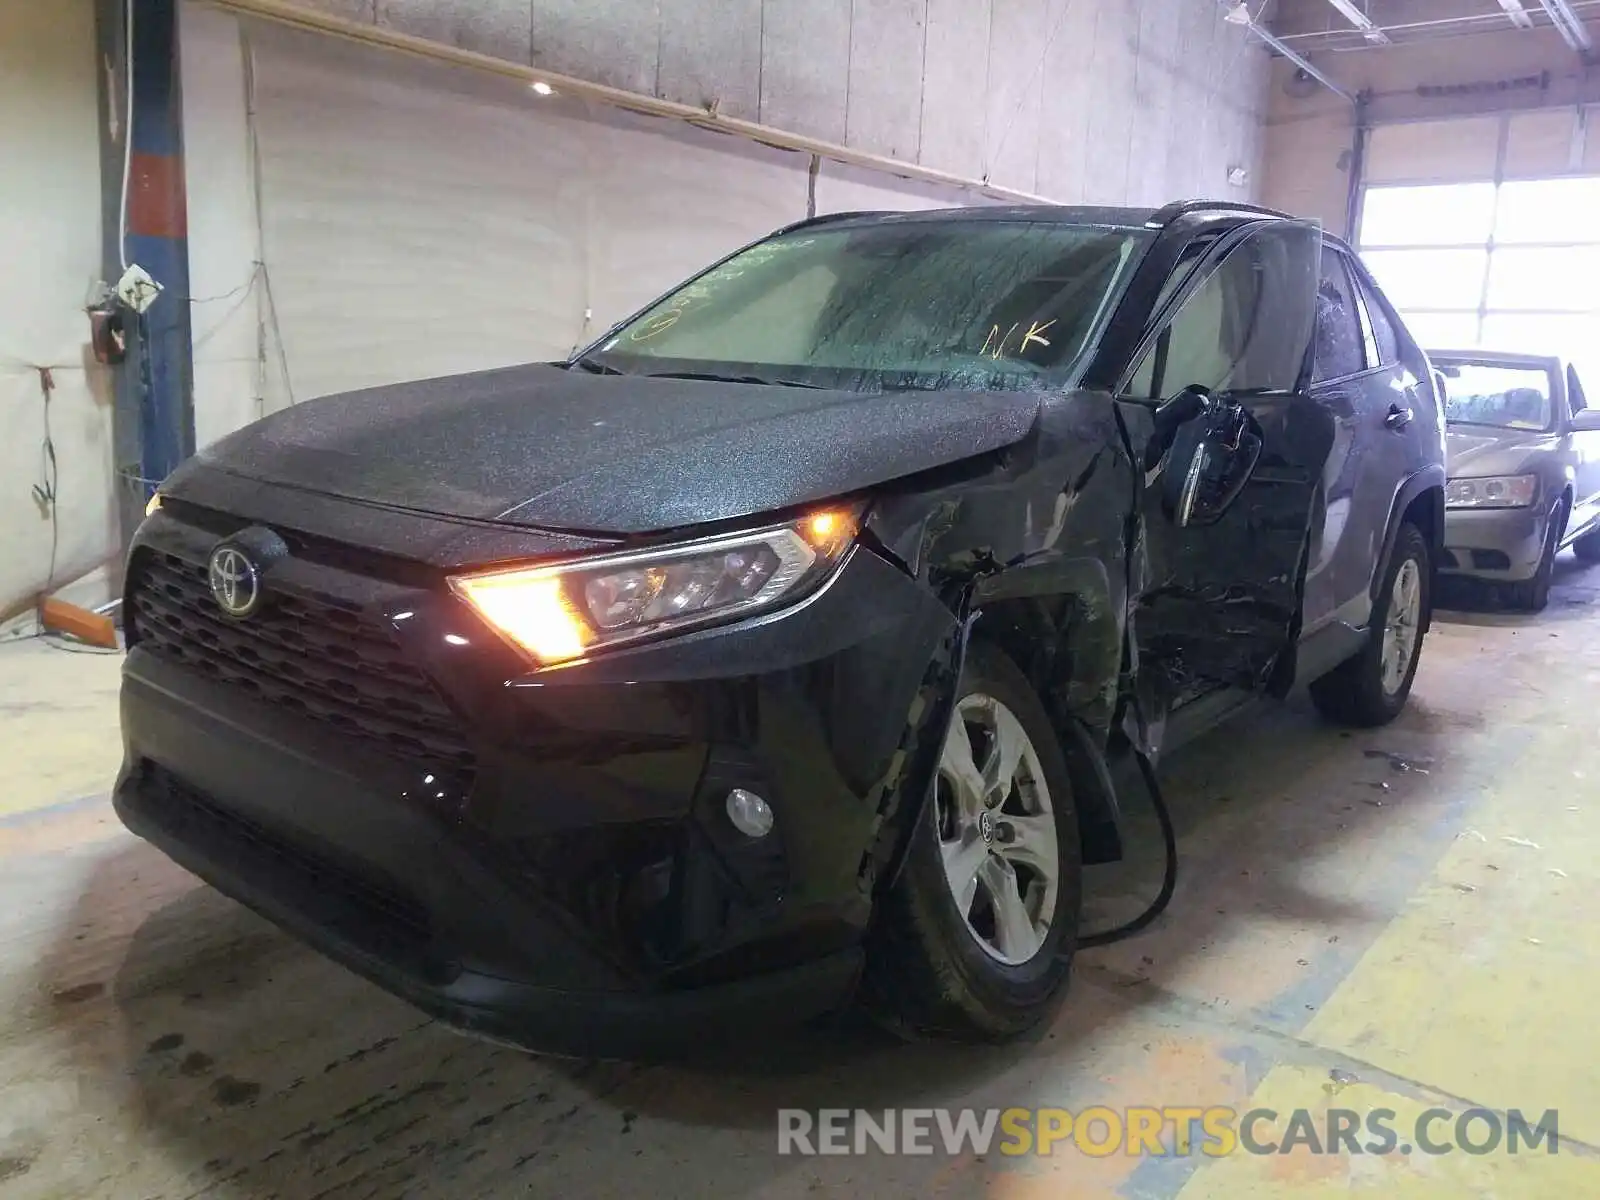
{"left": 1438, "top": 362, "right": 1555, "bottom": 431}
{"left": 583, "top": 220, "right": 1149, "bottom": 392}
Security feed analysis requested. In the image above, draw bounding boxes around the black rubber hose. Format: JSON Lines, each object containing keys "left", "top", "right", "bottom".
{"left": 1076, "top": 748, "right": 1177, "bottom": 949}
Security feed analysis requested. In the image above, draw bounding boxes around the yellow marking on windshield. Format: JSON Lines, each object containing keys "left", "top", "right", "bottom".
{"left": 983, "top": 323, "right": 1020, "bottom": 359}
{"left": 1022, "top": 319, "right": 1056, "bottom": 351}
{"left": 982, "top": 319, "right": 1055, "bottom": 359}
{"left": 629, "top": 312, "right": 681, "bottom": 341}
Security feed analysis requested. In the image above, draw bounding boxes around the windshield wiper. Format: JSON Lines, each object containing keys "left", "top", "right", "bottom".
{"left": 568, "top": 357, "right": 623, "bottom": 375}
{"left": 643, "top": 370, "right": 824, "bottom": 389}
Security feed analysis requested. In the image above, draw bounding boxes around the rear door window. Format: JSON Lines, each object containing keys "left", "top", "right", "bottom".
{"left": 1355, "top": 270, "right": 1403, "bottom": 365}
{"left": 1312, "top": 250, "right": 1367, "bottom": 383}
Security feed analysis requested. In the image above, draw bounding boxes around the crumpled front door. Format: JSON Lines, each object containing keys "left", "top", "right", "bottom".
{"left": 1115, "top": 221, "right": 1332, "bottom": 716}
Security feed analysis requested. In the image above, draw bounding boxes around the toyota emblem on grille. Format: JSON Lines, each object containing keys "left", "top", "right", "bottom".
{"left": 208, "top": 545, "right": 261, "bottom": 618}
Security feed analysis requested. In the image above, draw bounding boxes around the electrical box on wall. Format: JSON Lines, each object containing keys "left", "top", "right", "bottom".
{"left": 88, "top": 305, "right": 126, "bottom": 364}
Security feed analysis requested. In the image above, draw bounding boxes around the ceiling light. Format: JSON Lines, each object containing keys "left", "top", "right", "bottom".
{"left": 1223, "top": 2, "right": 1252, "bottom": 26}
{"left": 530, "top": 80, "right": 554, "bottom": 96}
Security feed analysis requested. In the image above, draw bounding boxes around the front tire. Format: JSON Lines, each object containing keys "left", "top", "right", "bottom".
{"left": 861, "top": 640, "right": 1082, "bottom": 1041}
{"left": 1503, "top": 499, "right": 1566, "bottom": 612}
{"left": 1310, "top": 522, "right": 1430, "bottom": 728}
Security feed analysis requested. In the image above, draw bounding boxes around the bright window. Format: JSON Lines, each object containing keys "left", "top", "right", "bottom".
{"left": 1361, "top": 248, "right": 1488, "bottom": 311}
{"left": 1359, "top": 184, "right": 1496, "bottom": 246}
{"left": 1359, "top": 174, "right": 1600, "bottom": 391}
{"left": 1494, "top": 178, "right": 1600, "bottom": 244}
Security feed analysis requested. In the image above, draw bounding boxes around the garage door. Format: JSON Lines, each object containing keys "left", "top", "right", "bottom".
{"left": 1355, "top": 110, "right": 1600, "bottom": 391}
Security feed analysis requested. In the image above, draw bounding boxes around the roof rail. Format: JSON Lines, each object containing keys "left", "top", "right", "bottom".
{"left": 1145, "top": 199, "right": 1297, "bottom": 228}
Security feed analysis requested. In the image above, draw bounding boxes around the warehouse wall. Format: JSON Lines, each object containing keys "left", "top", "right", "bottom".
{"left": 1261, "top": 1, "right": 1600, "bottom": 235}
{"left": 291, "top": 0, "right": 1272, "bottom": 201}
{"left": 0, "top": 1, "right": 115, "bottom": 629}
{"left": 180, "top": 0, "right": 1275, "bottom": 442}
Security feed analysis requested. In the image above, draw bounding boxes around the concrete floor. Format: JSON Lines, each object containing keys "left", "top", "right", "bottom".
{"left": 2, "top": 558, "right": 1599, "bottom": 1199}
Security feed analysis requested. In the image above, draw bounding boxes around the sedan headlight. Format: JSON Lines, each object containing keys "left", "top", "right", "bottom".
{"left": 450, "top": 507, "right": 860, "bottom": 664}
{"left": 1445, "top": 475, "right": 1539, "bottom": 509}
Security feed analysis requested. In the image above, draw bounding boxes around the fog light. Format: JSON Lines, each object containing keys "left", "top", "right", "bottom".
{"left": 725, "top": 788, "right": 774, "bottom": 839}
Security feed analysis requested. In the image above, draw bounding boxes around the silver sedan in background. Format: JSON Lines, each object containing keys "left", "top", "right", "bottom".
{"left": 1432, "top": 350, "right": 1600, "bottom": 611}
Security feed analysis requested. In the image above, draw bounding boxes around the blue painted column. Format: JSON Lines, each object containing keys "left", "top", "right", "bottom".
{"left": 122, "top": 0, "right": 195, "bottom": 495}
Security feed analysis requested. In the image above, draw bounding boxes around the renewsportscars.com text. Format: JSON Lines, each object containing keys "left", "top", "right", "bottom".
{"left": 777, "top": 1106, "right": 1559, "bottom": 1157}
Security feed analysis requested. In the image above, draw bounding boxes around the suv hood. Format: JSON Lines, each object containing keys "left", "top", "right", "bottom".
{"left": 1446, "top": 425, "right": 1560, "bottom": 476}
{"left": 187, "top": 364, "right": 1044, "bottom": 534}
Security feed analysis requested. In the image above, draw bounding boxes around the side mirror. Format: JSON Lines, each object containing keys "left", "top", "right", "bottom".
{"left": 1160, "top": 392, "right": 1264, "bottom": 528}
{"left": 1571, "top": 409, "right": 1600, "bottom": 433}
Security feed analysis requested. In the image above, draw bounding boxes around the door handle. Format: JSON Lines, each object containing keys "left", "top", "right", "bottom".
{"left": 1385, "top": 403, "right": 1413, "bottom": 430}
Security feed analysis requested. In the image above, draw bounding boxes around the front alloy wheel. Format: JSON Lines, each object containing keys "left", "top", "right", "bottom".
{"left": 934, "top": 693, "right": 1060, "bottom": 965}
{"left": 861, "top": 641, "right": 1082, "bottom": 1042}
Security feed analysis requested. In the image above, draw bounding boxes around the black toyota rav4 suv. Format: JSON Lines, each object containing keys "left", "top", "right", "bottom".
{"left": 118, "top": 201, "right": 1445, "bottom": 1058}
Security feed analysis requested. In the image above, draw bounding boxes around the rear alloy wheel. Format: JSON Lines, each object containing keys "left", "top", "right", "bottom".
{"left": 1310, "top": 522, "right": 1430, "bottom": 727}
{"left": 1504, "top": 500, "right": 1565, "bottom": 613}
{"left": 861, "top": 641, "right": 1081, "bottom": 1041}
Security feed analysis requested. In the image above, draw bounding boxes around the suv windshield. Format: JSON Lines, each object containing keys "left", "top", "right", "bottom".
{"left": 581, "top": 220, "right": 1149, "bottom": 392}
{"left": 1438, "top": 361, "right": 1556, "bottom": 431}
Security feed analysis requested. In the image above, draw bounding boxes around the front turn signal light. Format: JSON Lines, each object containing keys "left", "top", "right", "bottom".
{"left": 450, "top": 505, "right": 861, "bottom": 665}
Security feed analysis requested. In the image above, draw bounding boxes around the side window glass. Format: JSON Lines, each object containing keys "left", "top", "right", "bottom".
{"left": 1355, "top": 271, "right": 1402, "bottom": 364}
{"left": 1122, "top": 225, "right": 1318, "bottom": 401}
{"left": 1570, "top": 365, "right": 1588, "bottom": 414}
{"left": 1153, "top": 236, "right": 1217, "bottom": 316}
{"left": 1351, "top": 268, "right": 1381, "bottom": 368}
{"left": 1312, "top": 251, "right": 1366, "bottom": 383}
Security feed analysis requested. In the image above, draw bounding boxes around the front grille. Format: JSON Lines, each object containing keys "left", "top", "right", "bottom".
{"left": 141, "top": 765, "right": 432, "bottom": 947}
{"left": 127, "top": 551, "right": 475, "bottom": 774}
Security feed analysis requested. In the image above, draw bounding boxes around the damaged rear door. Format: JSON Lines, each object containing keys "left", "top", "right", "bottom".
{"left": 1113, "top": 219, "right": 1332, "bottom": 713}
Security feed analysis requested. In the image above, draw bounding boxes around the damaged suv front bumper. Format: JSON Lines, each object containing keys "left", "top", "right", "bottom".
{"left": 115, "top": 504, "right": 958, "bottom": 1057}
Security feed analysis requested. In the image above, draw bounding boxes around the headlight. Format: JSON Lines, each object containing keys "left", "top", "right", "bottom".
{"left": 450, "top": 506, "right": 861, "bottom": 665}
{"left": 1445, "top": 475, "right": 1539, "bottom": 509}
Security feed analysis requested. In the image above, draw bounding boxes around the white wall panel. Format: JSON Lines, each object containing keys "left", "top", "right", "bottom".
{"left": 812, "top": 160, "right": 976, "bottom": 215}
{"left": 657, "top": 0, "right": 762, "bottom": 118}
{"left": 181, "top": 3, "right": 262, "bottom": 450}
{"left": 248, "top": 25, "right": 591, "bottom": 404}
{"left": 758, "top": 0, "right": 851, "bottom": 144}
{"left": 919, "top": 0, "right": 992, "bottom": 178}
{"left": 982, "top": 0, "right": 1046, "bottom": 194}
{"left": 531, "top": 0, "right": 660, "bottom": 95}
{"left": 374, "top": 0, "right": 532, "bottom": 63}
{"left": 845, "top": 0, "right": 927, "bottom": 162}
{"left": 0, "top": 0, "right": 114, "bottom": 624}
{"left": 584, "top": 114, "right": 810, "bottom": 334}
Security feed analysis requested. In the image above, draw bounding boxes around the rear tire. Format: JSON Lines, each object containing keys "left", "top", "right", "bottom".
{"left": 861, "top": 641, "right": 1082, "bottom": 1041}
{"left": 1574, "top": 529, "right": 1600, "bottom": 565}
{"left": 1503, "top": 499, "right": 1565, "bottom": 613}
{"left": 1310, "top": 522, "right": 1430, "bottom": 728}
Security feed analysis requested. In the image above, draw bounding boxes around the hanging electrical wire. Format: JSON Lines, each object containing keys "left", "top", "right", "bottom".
{"left": 28, "top": 367, "right": 60, "bottom": 600}
{"left": 118, "top": 0, "right": 134, "bottom": 272}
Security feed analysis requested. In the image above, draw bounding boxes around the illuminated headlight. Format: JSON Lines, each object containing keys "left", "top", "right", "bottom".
{"left": 450, "top": 507, "right": 860, "bottom": 664}
{"left": 1445, "top": 475, "right": 1539, "bottom": 509}
{"left": 144, "top": 491, "right": 162, "bottom": 518}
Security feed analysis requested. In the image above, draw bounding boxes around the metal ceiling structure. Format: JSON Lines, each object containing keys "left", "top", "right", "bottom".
{"left": 1276, "top": 0, "right": 1599, "bottom": 54}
